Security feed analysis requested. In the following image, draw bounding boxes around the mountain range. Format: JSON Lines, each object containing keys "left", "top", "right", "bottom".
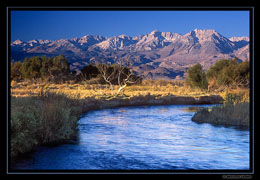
{"left": 11, "top": 29, "right": 249, "bottom": 80}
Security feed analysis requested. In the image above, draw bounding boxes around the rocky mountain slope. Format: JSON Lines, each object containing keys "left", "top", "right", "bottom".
{"left": 11, "top": 29, "right": 249, "bottom": 79}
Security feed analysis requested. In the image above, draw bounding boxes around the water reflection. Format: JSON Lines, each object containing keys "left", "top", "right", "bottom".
{"left": 12, "top": 105, "right": 249, "bottom": 170}
{"left": 182, "top": 106, "right": 203, "bottom": 112}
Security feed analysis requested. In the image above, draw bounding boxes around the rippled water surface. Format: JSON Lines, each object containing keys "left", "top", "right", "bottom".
{"left": 12, "top": 105, "right": 249, "bottom": 170}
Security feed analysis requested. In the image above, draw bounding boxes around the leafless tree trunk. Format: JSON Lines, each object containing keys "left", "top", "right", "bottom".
{"left": 116, "top": 56, "right": 141, "bottom": 95}
{"left": 95, "top": 56, "right": 141, "bottom": 95}
{"left": 96, "top": 62, "right": 117, "bottom": 91}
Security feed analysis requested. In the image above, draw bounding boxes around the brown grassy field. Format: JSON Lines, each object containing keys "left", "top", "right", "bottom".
{"left": 11, "top": 79, "right": 230, "bottom": 98}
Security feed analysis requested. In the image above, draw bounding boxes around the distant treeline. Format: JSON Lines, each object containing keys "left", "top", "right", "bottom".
{"left": 185, "top": 57, "right": 250, "bottom": 90}
{"left": 11, "top": 55, "right": 71, "bottom": 82}
{"left": 11, "top": 55, "right": 250, "bottom": 90}
{"left": 10, "top": 55, "right": 141, "bottom": 85}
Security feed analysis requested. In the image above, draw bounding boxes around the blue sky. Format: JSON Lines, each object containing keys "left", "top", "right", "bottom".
{"left": 11, "top": 10, "right": 250, "bottom": 42}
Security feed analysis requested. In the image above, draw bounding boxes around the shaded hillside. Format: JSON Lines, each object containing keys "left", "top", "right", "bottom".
{"left": 11, "top": 29, "right": 249, "bottom": 79}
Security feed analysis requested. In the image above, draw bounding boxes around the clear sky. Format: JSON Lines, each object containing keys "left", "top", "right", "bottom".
{"left": 10, "top": 10, "right": 250, "bottom": 42}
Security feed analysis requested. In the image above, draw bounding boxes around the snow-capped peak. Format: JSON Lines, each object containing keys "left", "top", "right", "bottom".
{"left": 229, "top": 36, "right": 249, "bottom": 42}
{"left": 151, "top": 29, "right": 160, "bottom": 34}
{"left": 118, "top": 34, "right": 129, "bottom": 38}
{"left": 11, "top": 39, "right": 23, "bottom": 45}
{"left": 194, "top": 29, "right": 216, "bottom": 34}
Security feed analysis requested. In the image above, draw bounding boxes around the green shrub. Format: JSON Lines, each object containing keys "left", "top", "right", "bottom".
{"left": 234, "top": 60, "right": 250, "bottom": 88}
{"left": 206, "top": 59, "right": 232, "bottom": 80}
{"left": 14, "top": 55, "right": 71, "bottom": 82}
{"left": 185, "top": 63, "right": 208, "bottom": 90}
{"left": 206, "top": 58, "right": 250, "bottom": 88}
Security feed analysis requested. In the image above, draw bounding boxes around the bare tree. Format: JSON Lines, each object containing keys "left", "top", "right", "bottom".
{"left": 95, "top": 61, "right": 117, "bottom": 91}
{"left": 116, "top": 56, "right": 141, "bottom": 95}
{"left": 95, "top": 56, "right": 141, "bottom": 95}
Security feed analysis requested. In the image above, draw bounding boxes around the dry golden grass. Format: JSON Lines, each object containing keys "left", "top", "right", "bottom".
{"left": 11, "top": 80, "right": 215, "bottom": 99}
{"left": 10, "top": 79, "right": 249, "bottom": 104}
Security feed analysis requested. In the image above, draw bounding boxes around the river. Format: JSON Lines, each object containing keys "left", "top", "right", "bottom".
{"left": 11, "top": 105, "right": 249, "bottom": 170}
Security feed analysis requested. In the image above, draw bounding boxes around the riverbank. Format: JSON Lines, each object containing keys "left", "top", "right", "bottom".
{"left": 10, "top": 89, "right": 224, "bottom": 160}
{"left": 10, "top": 80, "right": 249, "bottom": 160}
{"left": 192, "top": 102, "right": 250, "bottom": 129}
{"left": 11, "top": 105, "right": 250, "bottom": 170}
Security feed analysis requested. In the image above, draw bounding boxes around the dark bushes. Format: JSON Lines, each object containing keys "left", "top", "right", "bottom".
{"left": 192, "top": 88, "right": 250, "bottom": 128}
{"left": 10, "top": 92, "right": 81, "bottom": 160}
{"left": 192, "top": 102, "right": 249, "bottom": 128}
{"left": 11, "top": 55, "right": 71, "bottom": 83}
{"left": 207, "top": 58, "right": 250, "bottom": 89}
{"left": 185, "top": 63, "right": 208, "bottom": 90}
{"left": 186, "top": 58, "right": 250, "bottom": 90}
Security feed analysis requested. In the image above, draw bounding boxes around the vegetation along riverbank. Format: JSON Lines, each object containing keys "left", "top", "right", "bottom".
{"left": 192, "top": 102, "right": 249, "bottom": 129}
{"left": 10, "top": 55, "right": 250, "bottom": 160}
{"left": 10, "top": 82, "right": 225, "bottom": 160}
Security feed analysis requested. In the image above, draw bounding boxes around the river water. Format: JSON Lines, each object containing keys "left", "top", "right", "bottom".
{"left": 11, "top": 105, "right": 249, "bottom": 170}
